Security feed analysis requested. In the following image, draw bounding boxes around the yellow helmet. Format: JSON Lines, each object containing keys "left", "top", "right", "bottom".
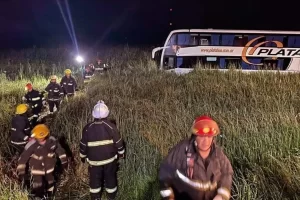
{"left": 64, "top": 69, "right": 72, "bottom": 75}
{"left": 50, "top": 75, "right": 57, "bottom": 80}
{"left": 16, "top": 104, "right": 29, "bottom": 114}
{"left": 31, "top": 124, "right": 50, "bottom": 139}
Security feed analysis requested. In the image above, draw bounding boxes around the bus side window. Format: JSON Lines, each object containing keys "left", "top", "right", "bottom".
{"left": 200, "top": 34, "right": 211, "bottom": 45}
{"left": 233, "top": 35, "right": 248, "bottom": 46}
{"left": 257, "top": 36, "right": 266, "bottom": 47}
{"left": 220, "top": 35, "right": 235, "bottom": 46}
{"left": 265, "top": 35, "right": 284, "bottom": 47}
{"left": 178, "top": 34, "right": 191, "bottom": 46}
{"left": 189, "top": 34, "right": 199, "bottom": 46}
{"left": 211, "top": 34, "right": 220, "bottom": 45}
{"left": 287, "top": 36, "right": 300, "bottom": 47}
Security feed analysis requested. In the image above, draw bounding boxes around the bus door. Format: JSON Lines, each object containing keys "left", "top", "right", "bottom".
{"left": 163, "top": 33, "right": 178, "bottom": 69}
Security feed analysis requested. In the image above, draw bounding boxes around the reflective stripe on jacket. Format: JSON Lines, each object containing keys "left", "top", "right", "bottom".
{"left": 10, "top": 115, "right": 31, "bottom": 145}
{"left": 23, "top": 89, "right": 44, "bottom": 107}
{"left": 17, "top": 136, "right": 67, "bottom": 176}
{"left": 159, "top": 139, "right": 233, "bottom": 200}
{"left": 60, "top": 76, "right": 77, "bottom": 94}
{"left": 45, "top": 82, "right": 64, "bottom": 101}
{"left": 80, "top": 119, "right": 125, "bottom": 166}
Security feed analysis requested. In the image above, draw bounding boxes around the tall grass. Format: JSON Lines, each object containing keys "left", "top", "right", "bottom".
{"left": 1, "top": 47, "right": 300, "bottom": 199}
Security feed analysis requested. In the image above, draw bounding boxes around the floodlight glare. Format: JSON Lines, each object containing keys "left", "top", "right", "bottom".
{"left": 76, "top": 55, "right": 84, "bottom": 63}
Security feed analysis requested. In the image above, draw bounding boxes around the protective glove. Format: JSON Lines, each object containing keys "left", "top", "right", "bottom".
{"left": 81, "top": 158, "right": 86, "bottom": 163}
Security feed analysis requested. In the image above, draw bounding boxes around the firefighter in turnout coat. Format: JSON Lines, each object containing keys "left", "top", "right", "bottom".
{"left": 159, "top": 116, "right": 233, "bottom": 200}
{"left": 80, "top": 100, "right": 125, "bottom": 200}
{"left": 10, "top": 104, "right": 31, "bottom": 154}
{"left": 17, "top": 124, "right": 68, "bottom": 199}
{"left": 22, "top": 83, "right": 45, "bottom": 127}
{"left": 60, "top": 69, "right": 78, "bottom": 98}
{"left": 45, "top": 75, "right": 64, "bottom": 114}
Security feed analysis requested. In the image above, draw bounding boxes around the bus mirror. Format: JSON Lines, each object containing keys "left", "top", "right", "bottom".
{"left": 152, "top": 47, "right": 164, "bottom": 67}
{"left": 152, "top": 47, "right": 164, "bottom": 59}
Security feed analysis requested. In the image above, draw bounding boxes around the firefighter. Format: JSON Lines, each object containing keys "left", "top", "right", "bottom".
{"left": 22, "top": 83, "right": 45, "bottom": 127}
{"left": 17, "top": 124, "right": 68, "bottom": 199}
{"left": 95, "top": 59, "right": 104, "bottom": 71}
{"left": 45, "top": 75, "right": 64, "bottom": 114}
{"left": 10, "top": 104, "right": 31, "bottom": 154}
{"left": 94, "top": 59, "right": 109, "bottom": 72}
{"left": 159, "top": 115, "right": 233, "bottom": 200}
{"left": 60, "top": 69, "right": 78, "bottom": 98}
{"left": 84, "top": 63, "right": 95, "bottom": 79}
{"left": 80, "top": 100, "right": 125, "bottom": 200}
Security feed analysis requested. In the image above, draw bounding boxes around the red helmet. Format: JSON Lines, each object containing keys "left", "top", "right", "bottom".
{"left": 191, "top": 115, "right": 220, "bottom": 137}
{"left": 25, "top": 83, "right": 32, "bottom": 91}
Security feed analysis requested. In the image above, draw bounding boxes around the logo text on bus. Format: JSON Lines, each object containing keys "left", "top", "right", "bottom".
{"left": 242, "top": 36, "right": 300, "bottom": 65}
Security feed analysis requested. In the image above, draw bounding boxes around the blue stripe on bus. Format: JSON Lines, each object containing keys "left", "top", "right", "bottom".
{"left": 220, "top": 35, "right": 235, "bottom": 68}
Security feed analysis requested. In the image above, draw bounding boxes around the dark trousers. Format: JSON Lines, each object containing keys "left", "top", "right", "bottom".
{"left": 48, "top": 100, "right": 60, "bottom": 113}
{"left": 31, "top": 105, "right": 42, "bottom": 127}
{"left": 89, "top": 161, "right": 118, "bottom": 200}
{"left": 10, "top": 143, "right": 31, "bottom": 189}
{"left": 32, "top": 173, "right": 55, "bottom": 198}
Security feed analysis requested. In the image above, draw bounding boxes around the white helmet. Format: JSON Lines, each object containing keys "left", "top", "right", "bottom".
{"left": 92, "top": 100, "right": 109, "bottom": 119}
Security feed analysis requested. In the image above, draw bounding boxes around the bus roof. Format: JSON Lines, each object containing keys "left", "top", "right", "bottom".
{"left": 169, "top": 29, "right": 300, "bottom": 35}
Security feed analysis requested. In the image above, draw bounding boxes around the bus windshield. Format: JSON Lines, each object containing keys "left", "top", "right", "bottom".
{"left": 165, "top": 33, "right": 211, "bottom": 56}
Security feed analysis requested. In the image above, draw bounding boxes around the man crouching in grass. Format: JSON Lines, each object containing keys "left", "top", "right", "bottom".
{"left": 159, "top": 115, "right": 233, "bottom": 200}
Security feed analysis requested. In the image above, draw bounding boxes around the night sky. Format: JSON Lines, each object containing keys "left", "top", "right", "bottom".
{"left": 0, "top": 0, "right": 299, "bottom": 49}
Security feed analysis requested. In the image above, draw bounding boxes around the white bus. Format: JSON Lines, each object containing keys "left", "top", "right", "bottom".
{"left": 152, "top": 29, "right": 300, "bottom": 74}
